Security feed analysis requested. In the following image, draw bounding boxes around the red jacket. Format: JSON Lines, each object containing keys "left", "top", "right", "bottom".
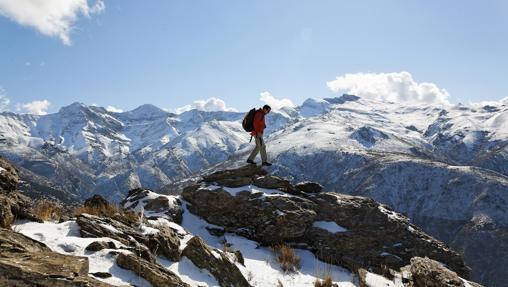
{"left": 251, "top": 109, "right": 265, "bottom": 136}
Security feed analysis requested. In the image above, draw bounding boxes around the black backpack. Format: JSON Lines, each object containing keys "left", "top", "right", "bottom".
{"left": 242, "top": 108, "right": 257, "bottom": 132}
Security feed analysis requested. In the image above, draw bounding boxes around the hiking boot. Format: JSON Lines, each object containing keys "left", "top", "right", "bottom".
{"left": 246, "top": 159, "right": 256, "bottom": 165}
{"left": 262, "top": 162, "right": 272, "bottom": 166}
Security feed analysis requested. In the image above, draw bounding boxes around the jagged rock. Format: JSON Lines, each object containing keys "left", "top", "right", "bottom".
{"left": 182, "top": 166, "right": 471, "bottom": 281}
{"left": 0, "top": 228, "right": 50, "bottom": 253}
{"left": 214, "top": 177, "right": 253, "bottom": 188}
{"left": 408, "top": 257, "right": 479, "bottom": 287}
{"left": 0, "top": 197, "right": 14, "bottom": 228}
{"left": 182, "top": 184, "right": 317, "bottom": 244}
{"left": 253, "top": 175, "right": 291, "bottom": 190}
{"left": 122, "top": 188, "right": 183, "bottom": 224}
{"left": 90, "top": 272, "right": 112, "bottom": 278}
{"left": 77, "top": 213, "right": 180, "bottom": 261}
{"left": 116, "top": 252, "right": 189, "bottom": 287}
{"left": 0, "top": 228, "right": 114, "bottom": 287}
{"left": 85, "top": 240, "right": 117, "bottom": 252}
{"left": 202, "top": 165, "right": 267, "bottom": 183}
{"left": 0, "top": 157, "right": 36, "bottom": 228}
{"left": 84, "top": 194, "right": 110, "bottom": 210}
{"left": 307, "top": 192, "right": 470, "bottom": 279}
{"left": 0, "top": 158, "right": 41, "bottom": 228}
{"left": 0, "top": 157, "right": 19, "bottom": 192}
{"left": 295, "top": 181, "right": 323, "bottom": 193}
{"left": 206, "top": 226, "right": 225, "bottom": 237}
{"left": 233, "top": 250, "right": 245, "bottom": 266}
{"left": 182, "top": 236, "right": 250, "bottom": 287}
{"left": 145, "top": 226, "right": 181, "bottom": 262}
{"left": 357, "top": 268, "right": 369, "bottom": 287}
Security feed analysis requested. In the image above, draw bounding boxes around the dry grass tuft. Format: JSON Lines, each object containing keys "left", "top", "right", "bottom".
{"left": 272, "top": 243, "right": 301, "bottom": 273}
{"left": 73, "top": 204, "right": 119, "bottom": 218}
{"left": 314, "top": 277, "right": 334, "bottom": 287}
{"left": 73, "top": 204, "right": 139, "bottom": 225}
{"left": 32, "top": 200, "right": 63, "bottom": 221}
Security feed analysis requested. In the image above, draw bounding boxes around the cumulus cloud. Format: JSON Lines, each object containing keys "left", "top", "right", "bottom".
{"left": 16, "top": 100, "right": 51, "bottom": 115}
{"left": 106, "top": 106, "right": 123, "bottom": 113}
{"left": 0, "top": 0, "right": 105, "bottom": 45}
{"left": 259, "top": 91, "right": 295, "bottom": 110}
{"left": 0, "top": 87, "right": 9, "bottom": 112}
{"left": 175, "top": 97, "right": 238, "bottom": 114}
{"left": 326, "top": 71, "right": 450, "bottom": 105}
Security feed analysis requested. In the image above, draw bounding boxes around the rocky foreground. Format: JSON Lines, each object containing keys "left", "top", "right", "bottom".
{"left": 0, "top": 157, "right": 482, "bottom": 286}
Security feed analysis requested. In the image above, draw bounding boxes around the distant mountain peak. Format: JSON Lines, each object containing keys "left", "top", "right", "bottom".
{"left": 124, "top": 104, "right": 169, "bottom": 118}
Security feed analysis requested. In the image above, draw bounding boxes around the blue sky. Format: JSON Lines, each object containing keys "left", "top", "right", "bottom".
{"left": 1, "top": 0, "right": 507, "bottom": 114}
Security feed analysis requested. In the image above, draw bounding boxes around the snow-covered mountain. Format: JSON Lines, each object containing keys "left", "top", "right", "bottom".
{"left": 1, "top": 95, "right": 508, "bottom": 286}
{"left": 0, "top": 102, "right": 292, "bottom": 202}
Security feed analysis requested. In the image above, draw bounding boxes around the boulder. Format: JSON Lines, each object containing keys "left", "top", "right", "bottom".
{"left": 408, "top": 257, "right": 479, "bottom": 287}
{"left": 0, "top": 228, "right": 114, "bottom": 287}
{"left": 181, "top": 166, "right": 471, "bottom": 281}
{"left": 85, "top": 240, "right": 117, "bottom": 252}
{"left": 90, "top": 272, "right": 112, "bottom": 279}
{"left": 306, "top": 193, "right": 471, "bottom": 279}
{"left": 116, "top": 252, "right": 189, "bottom": 287}
{"left": 182, "top": 184, "right": 317, "bottom": 244}
{"left": 77, "top": 213, "right": 180, "bottom": 261}
{"left": 295, "top": 181, "right": 323, "bottom": 193}
{"left": 0, "top": 157, "right": 19, "bottom": 193}
{"left": 0, "top": 228, "right": 50, "bottom": 253}
{"left": 202, "top": 165, "right": 267, "bottom": 183}
{"left": 182, "top": 236, "right": 250, "bottom": 287}
{"left": 253, "top": 175, "right": 291, "bottom": 190}
{"left": 122, "top": 188, "right": 183, "bottom": 224}
{"left": 0, "top": 157, "right": 40, "bottom": 228}
{"left": 0, "top": 188, "right": 41, "bottom": 228}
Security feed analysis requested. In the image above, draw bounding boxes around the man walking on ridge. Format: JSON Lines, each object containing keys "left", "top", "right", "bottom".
{"left": 247, "top": 105, "right": 272, "bottom": 166}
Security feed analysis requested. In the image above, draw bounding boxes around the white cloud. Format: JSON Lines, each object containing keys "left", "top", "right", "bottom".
{"left": 0, "top": 0, "right": 105, "bottom": 45}
{"left": 0, "top": 87, "right": 9, "bottom": 112}
{"left": 326, "top": 71, "right": 450, "bottom": 105}
{"left": 106, "top": 105, "right": 123, "bottom": 113}
{"left": 175, "top": 97, "right": 237, "bottom": 114}
{"left": 259, "top": 91, "right": 295, "bottom": 110}
{"left": 16, "top": 100, "right": 51, "bottom": 115}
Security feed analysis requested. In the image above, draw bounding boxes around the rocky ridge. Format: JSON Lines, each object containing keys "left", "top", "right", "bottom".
{"left": 1, "top": 155, "right": 484, "bottom": 286}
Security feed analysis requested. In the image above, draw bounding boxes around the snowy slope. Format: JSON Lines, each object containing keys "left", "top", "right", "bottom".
{"left": 13, "top": 188, "right": 360, "bottom": 287}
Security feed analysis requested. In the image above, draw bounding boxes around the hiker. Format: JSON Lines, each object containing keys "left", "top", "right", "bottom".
{"left": 245, "top": 105, "right": 272, "bottom": 166}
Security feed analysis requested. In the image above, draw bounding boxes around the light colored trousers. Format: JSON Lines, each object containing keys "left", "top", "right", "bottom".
{"left": 248, "top": 134, "right": 267, "bottom": 162}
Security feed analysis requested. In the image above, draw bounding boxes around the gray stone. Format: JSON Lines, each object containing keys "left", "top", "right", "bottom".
{"left": 182, "top": 236, "right": 251, "bottom": 287}
{"left": 116, "top": 252, "right": 189, "bottom": 287}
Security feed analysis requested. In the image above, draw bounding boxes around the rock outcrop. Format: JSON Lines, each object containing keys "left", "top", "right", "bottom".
{"left": 182, "top": 236, "right": 251, "bottom": 287}
{"left": 407, "top": 257, "right": 477, "bottom": 287}
{"left": 77, "top": 212, "right": 181, "bottom": 261}
{"left": 116, "top": 252, "right": 189, "bottom": 287}
{"left": 307, "top": 192, "right": 470, "bottom": 278}
{"left": 0, "top": 228, "right": 113, "bottom": 287}
{"left": 122, "top": 188, "right": 184, "bottom": 223}
{"left": 184, "top": 182, "right": 316, "bottom": 244}
{"left": 183, "top": 166, "right": 473, "bottom": 280}
{"left": 0, "top": 157, "right": 40, "bottom": 228}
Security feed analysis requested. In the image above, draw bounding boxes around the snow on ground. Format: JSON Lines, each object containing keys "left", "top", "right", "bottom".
{"left": 11, "top": 188, "right": 407, "bottom": 287}
{"left": 364, "top": 272, "right": 403, "bottom": 287}
{"left": 210, "top": 184, "right": 294, "bottom": 198}
{"left": 312, "top": 221, "right": 348, "bottom": 233}
{"left": 13, "top": 220, "right": 151, "bottom": 287}
{"left": 158, "top": 256, "right": 219, "bottom": 286}
{"left": 178, "top": 201, "right": 357, "bottom": 287}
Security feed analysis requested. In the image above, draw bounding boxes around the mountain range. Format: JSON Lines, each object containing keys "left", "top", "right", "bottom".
{"left": 1, "top": 94, "right": 507, "bottom": 286}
